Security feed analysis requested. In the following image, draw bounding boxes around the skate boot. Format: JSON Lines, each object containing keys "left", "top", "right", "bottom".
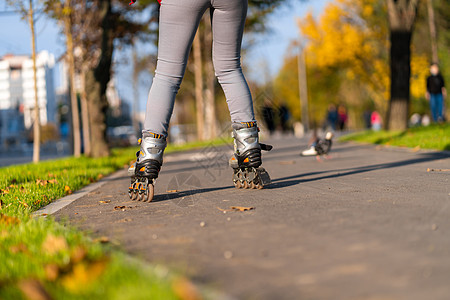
{"left": 128, "top": 132, "right": 166, "bottom": 202}
{"left": 229, "top": 122, "right": 273, "bottom": 189}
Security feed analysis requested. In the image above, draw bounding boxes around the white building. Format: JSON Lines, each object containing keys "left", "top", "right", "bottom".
{"left": 0, "top": 51, "right": 56, "bottom": 146}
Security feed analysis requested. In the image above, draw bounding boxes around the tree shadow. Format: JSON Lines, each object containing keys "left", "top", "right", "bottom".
{"left": 266, "top": 151, "right": 449, "bottom": 189}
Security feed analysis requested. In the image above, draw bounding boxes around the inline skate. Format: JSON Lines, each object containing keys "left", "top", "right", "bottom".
{"left": 128, "top": 132, "right": 166, "bottom": 202}
{"left": 229, "top": 122, "right": 272, "bottom": 189}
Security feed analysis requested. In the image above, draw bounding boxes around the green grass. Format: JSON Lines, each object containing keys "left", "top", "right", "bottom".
{"left": 0, "top": 137, "right": 231, "bottom": 299}
{"left": 339, "top": 123, "right": 450, "bottom": 151}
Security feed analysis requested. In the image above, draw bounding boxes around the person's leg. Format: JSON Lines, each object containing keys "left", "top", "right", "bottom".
{"left": 436, "top": 93, "right": 444, "bottom": 121}
{"left": 210, "top": 0, "right": 255, "bottom": 124}
{"left": 143, "top": 0, "right": 209, "bottom": 136}
{"left": 430, "top": 94, "right": 438, "bottom": 122}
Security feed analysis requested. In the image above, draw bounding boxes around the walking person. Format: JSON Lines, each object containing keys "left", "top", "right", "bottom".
{"left": 128, "top": 0, "right": 272, "bottom": 201}
{"left": 426, "top": 63, "right": 447, "bottom": 123}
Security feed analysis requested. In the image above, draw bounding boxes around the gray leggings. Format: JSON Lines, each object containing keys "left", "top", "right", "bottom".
{"left": 144, "top": 0, "right": 255, "bottom": 136}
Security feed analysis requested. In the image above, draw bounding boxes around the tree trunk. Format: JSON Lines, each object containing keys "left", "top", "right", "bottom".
{"left": 203, "top": 13, "right": 217, "bottom": 139}
{"left": 387, "top": 30, "right": 412, "bottom": 131}
{"left": 386, "top": 0, "right": 419, "bottom": 131}
{"left": 85, "top": 0, "right": 114, "bottom": 158}
{"left": 29, "top": 0, "right": 40, "bottom": 163}
{"left": 193, "top": 29, "right": 205, "bottom": 141}
{"left": 80, "top": 66, "right": 91, "bottom": 156}
{"left": 64, "top": 0, "right": 81, "bottom": 157}
{"left": 427, "top": 0, "right": 439, "bottom": 63}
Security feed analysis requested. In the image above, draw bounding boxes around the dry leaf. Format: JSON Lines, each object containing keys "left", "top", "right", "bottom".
{"left": 0, "top": 214, "right": 20, "bottom": 225}
{"left": 427, "top": 168, "right": 450, "bottom": 172}
{"left": 64, "top": 185, "right": 73, "bottom": 195}
{"left": 217, "top": 206, "right": 255, "bottom": 213}
{"left": 44, "top": 264, "right": 59, "bottom": 281}
{"left": 231, "top": 206, "right": 255, "bottom": 212}
{"left": 93, "top": 236, "right": 110, "bottom": 243}
{"left": 41, "top": 234, "right": 68, "bottom": 255}
{"left": 71, "top": 247, "right": 87, "bottom": 264}
{"left": 36, "top": 179, "right": 48, "bottom": 186}
{"left": 19, "top": 201, "right": 29, "bottom": 208}
{"left": 172, "top": 277, "right": 202, "bottom": 300}
{"left": 48, "top": 179, "right": 58, "bottom": 184}
{"left": 18, "top": 279, "right": 52, "bottom": 300}
{"left": 99, "top": 200, "right": 110, "bottom": 204}
{"left": 166, "top": 190, "right": 179, "bottom": 193}
{"left": 10, "top": 243, "right": 29, "bottom": 254}
{"left": 61, "top": 259, "right": 108, "bottom": 292}
{"left": 114, "top": 206, "right": 126, "bottom": 210}
{"left": 97, "top": 174, "right": 104, "bottom": 180}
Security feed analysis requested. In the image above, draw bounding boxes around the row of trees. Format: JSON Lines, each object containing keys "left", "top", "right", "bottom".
{"left": 272, "top": 0, "right": 448, "bottom": 130}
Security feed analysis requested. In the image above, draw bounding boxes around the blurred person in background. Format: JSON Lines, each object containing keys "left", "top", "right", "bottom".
{"left": 426, "top": 63, "right": 447, "bottom": 123}
{"left": 371, "top": 111, "right": 382, "bottom": 131}
{"left": 337, "top": 104, "right": 348, "bottom": 131}
{"left": 325, "top": 104, "right": 338, "bottom": 131}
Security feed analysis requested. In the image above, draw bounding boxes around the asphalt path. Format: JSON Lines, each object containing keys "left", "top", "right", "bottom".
{"left": 53, "top": 136, "right": 450, "bottom": 300}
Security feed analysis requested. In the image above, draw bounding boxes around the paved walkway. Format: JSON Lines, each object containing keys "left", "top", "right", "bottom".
{"left": 53, "top": 137, "right": 450, "bottom": 300}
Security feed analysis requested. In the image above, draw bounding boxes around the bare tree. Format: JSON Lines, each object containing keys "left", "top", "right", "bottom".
{"left": 427, "top": 0, "right": 439, "bottom": 63}
{"left": 386, "top": 0, "right": 420, "bottom": 130}
{"left": 63, "top": 0, "right": 81, "bottom": 157}
{"left": 7, "top": 0, "right": 41, "bottom": 162}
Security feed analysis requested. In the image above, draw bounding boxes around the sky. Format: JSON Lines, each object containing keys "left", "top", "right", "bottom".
{"left": 0, "top": 0, "right": 331, "bottom": 110}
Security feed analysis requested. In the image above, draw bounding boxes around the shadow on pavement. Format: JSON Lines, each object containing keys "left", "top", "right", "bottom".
{"left": 269, "top": 151, "right": 449, "bottom": 189}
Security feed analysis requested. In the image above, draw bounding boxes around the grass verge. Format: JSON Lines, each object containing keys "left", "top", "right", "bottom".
{"left": 0, "top": 137, "right": 231, "bottom": 299}
{"left": 339, "top": 123, "right": 450, "bottom": 151}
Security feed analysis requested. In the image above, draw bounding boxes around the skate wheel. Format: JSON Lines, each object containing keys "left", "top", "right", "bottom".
{"left": 131, "top": 183, "right": 139, "bottom": 200}
{"left": 243, "top": 181, "right": 249, "bottom": 189}
{"left": 138, "top": 192, "right": 145, "bottom": 201}
{"left": 146, "top": 184, "right": 154, "bottom": 202}
{"left": 234, "top": 181, "right": 241, "bottom": 189}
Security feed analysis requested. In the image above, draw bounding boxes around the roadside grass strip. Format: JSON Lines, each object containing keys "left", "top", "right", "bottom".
{"left": 339, "top": 123, "right": 450, "bottom": 151}
{"left": 0, "top": 138, "right": 231, "bottom": 299}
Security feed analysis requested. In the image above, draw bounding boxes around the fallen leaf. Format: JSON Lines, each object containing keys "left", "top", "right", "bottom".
{"left": 10, "top": 243, "right": 29, "bottom": 254}
{"left": 427, "top": 168, "right": 450, "bottom": 172}
{"left": 41, "top": 234, "right": 68, "bottom": 255}
{"left": 0, "top": 214, "right": 20, "bottom": 226}
{"left": 36, "top": 179, "right": 48, "bottom": 186}
{"left": 166, "top": 190, "right": 179, "bottom": 193}
{"left": 44, "top": 264, "right": 59, "bottom": 281}
{"left": 97, "top": 174, "right": 104, "bottom": 180}
{"left": 61, "top": 259, "right": 108, "bottom": 293}
{"left": 19, "top": 201, "right": 29, "bottom": 208}
{"left": 71, "top": 247, "right": 87, "bottom": 264}
{"left": 64, "top": 185, "right": 73, "bottom": 195}
{"left": 114, "top": 206, "right": 126, "bottom": 210}
{"left": 172, "top": 277, "right": 202, "bottom": 300}
{"left": 217, "top": 206, "right": 255, "bottom": 213}
{"left": 48, "top": 179, "right": 58, "bottom": 184}
{"left": 18, "top": 279, "right": 52, "bottom": 300}
{"left": 99, "top": 200, "right": 110, "bottom": 204}
{"left": 93, "top": 236, "right": 110, "bottom": 243}
{"left": 230, "top": 206, "right": 255, "bottom": 212}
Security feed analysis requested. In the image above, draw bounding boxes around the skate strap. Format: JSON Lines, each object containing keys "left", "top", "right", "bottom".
{"left": 260, "top": 143, "right": 273, "bottom": 151}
